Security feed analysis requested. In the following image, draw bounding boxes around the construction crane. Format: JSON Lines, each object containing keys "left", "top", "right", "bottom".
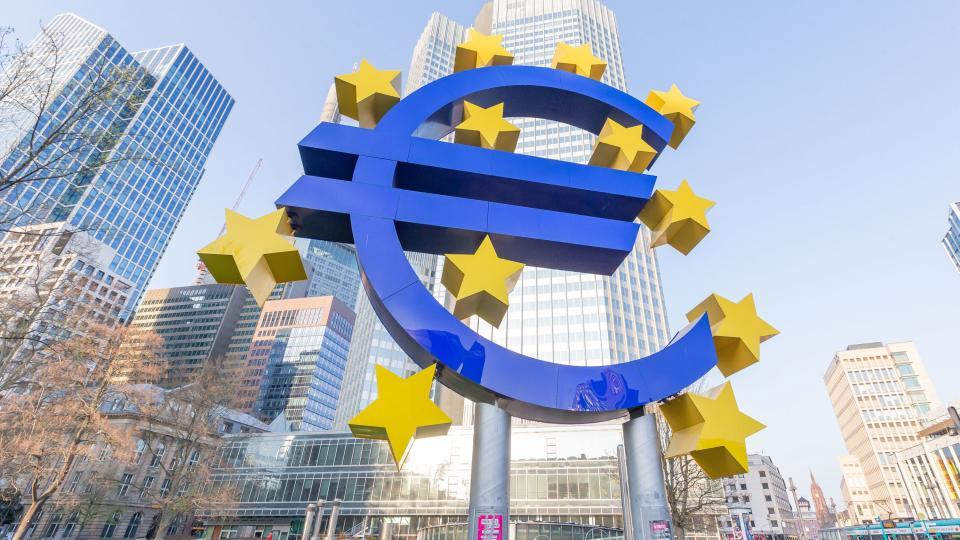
{"left": 194, "top": 158, "right": 263, "bottom": 283}
{"left": 219, "top": 157, "right": 262, "bottom": 236}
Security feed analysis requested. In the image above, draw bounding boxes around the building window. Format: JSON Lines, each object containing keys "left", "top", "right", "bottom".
{"left": 771, "top": 520, "right": 779, "bottom": 527}
{"left": 176, "top": 481, "right": 190, "bottom": 498}
{"left": 42, "top": 512, "right": 63, "bottom": 538}
{"left": 98, "top": 444, "right": 112, "bottom": 461}
{"left": 100, "top": 511, "right": 122, "bottom": 538}
{"left": 68, "top": 471, "right": 82, "bottom": 493}
{"left": 165, "top": 515, "right": 182, "bottom": 537}
{"left": 160, "top": 478, "right": 171, "bottom": 498}
{"left": 188, "top": 449, "right": 200, "bottom": 467}
{"left": 123, "top": 512, "right": 142, "bottom": 539}
{"left": 765, "top": 495, "right": 772, "bottom": 501}
{"left": 762, "top": 483, "right": 769, "bottom": 489}
{"left": 117, "top": 473, "right": 133, "bottom": 497}
{"left": 150, "top": 442, "right": 166, "bottom": 467}
{"left": 759, "top": 471, "right": 766, "bottom": 477}
{"left": 768, "top": 507, "right": 775, "bottom": 514}
{"left": 740, "top": 484, "right": 747, "bottom": 490}
{"left": 134, "top": 439, "right": 146, "bottom": 463}
{"left": 140, "top": 476, "right": 155, "bottom": 499}
{"left": 62, "top": 511, "right": 80, "bottom": 537}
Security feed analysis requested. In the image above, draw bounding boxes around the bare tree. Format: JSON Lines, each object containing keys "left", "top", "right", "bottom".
{"left": 664, "top": 452, "right": 726, "bottom": 540}
{"left": 136, "top": 359, "right": 241, "bottom": 539}
{"left": 655, "top": 380, "right": 727, "bottom": 540}
{"left": 0, "top": 324, "right": 161, "bottom": 540}
{"left": 0, "top": 224, "right": 131, "bottom": 398}
{"left": 0, "top": 20, "right": 154, "bottom": 232}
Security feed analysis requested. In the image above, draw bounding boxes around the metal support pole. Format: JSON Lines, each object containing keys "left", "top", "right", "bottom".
{"left": 325, "top": 499, "right": 342, "bottom": 540}
{"left": 621, "top": 408, "right": 672, "bottom": 540}
{"left": 303, "top": 504, "right": 317, "bottom": 540}
{"left": 467, "top": 401, "right": 511, "bottom": 540}
{"left": 311, "top": 499, "right": 325, "bottom": 540}
{"left": 379, "top": 522, "right": 393, "bottom": 540}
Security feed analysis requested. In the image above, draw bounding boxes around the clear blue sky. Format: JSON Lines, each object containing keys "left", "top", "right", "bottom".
{"left": 7, "top": 0, "right": 959, "bottom": 505}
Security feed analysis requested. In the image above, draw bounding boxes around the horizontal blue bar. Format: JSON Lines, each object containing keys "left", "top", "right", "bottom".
{"left": 277, "top": 174, "right": 640, "bottom": 275}
{"left": 298, "top": 122, "right": 653, "bottom": 222}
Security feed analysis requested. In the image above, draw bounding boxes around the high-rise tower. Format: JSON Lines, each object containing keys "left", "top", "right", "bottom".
{"left": 334, "top": 0, "right": 671, "bottom": 429}
{"left": 943, "top": 202, "right": 960, "bottom": 273}
{"left": 332, "top": 13, "right": 465, "bottom": 429}
{"left": 825, "top": 341, "right": 943, "bottom": 518}
{"left": 0, "top": 14, "right": 234, "bottom": 320}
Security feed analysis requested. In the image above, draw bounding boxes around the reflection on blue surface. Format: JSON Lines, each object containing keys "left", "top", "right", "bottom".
{"left": 282, "top": 65, "right": 718, "bottom": 422}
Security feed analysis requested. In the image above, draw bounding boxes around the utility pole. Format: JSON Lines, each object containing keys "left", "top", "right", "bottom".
{"left": 788, "top": 477, "right": 807, "bottom": 540}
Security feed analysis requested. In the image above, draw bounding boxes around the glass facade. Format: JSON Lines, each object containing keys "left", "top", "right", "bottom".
{"left": 418, "top": 522, "right": 624, "bottom": 539}
{"left": 334, "top": 0, "right": 671, "bottom": 430}
{"left": 478, "top": 0, "right": 670, "bottom": 369}
{"left": 129, "top": 284, "right": 248, "bottom": 387}
{"left": 203, "top": 424, "right": 624, "bottom": 538}
{"left": 895, "top": 426, "right": 960, "bottom": 520}
{"left": 297, "top": 239, "right": 360, "bottom": 310}
{"left": 251, "top": 297, "right": 355, "bottom": 431}
{"left": 0, "top": 14, "right": 234, "bottom": 319}
{"left": 943, "top": 202, "right": 960, "bottom": 273}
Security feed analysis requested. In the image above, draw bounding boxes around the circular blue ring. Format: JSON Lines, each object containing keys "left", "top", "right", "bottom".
{"left": 350, "top": 66, "right": 717, "bottom": 423}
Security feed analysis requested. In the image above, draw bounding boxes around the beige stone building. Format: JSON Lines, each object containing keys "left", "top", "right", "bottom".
{"left": 838, "top": 455, "right": 874, "bottom": 525}
{"left": 824, "top": 341, "right": 942, "bottom": 519}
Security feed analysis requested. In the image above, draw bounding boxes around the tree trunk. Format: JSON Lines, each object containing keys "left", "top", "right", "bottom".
{"left": 154, "top": 511, "right": 172, "bottom": 540}
{"left": 676, "top": 526, "right": 687, "bottom": 540}
{"left": 11, "top": 494, "right": 47, "bottom": 540}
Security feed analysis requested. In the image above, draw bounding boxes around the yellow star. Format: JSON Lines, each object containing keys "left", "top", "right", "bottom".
{"left": 197, "top": 208, "right": 307, "bottom": 307}
{"left": 638, "top": 180, "right": 715, "bottom": 255}
{"left": 646, "top": 84, "right": 700, "bottom": 149}
{"left": 588, "top": 118, "right": 657, "bottom": 172}
{"left": 442, "top": 235, "right": 524, "bottom": 327}
{"left": 454, "top": 102, "right": 520, "bottom": 152}
{"left": 660, "top": 382, "right": 765, "bottom": 479}
{"left": 454, "top": 28, "right": 514, "bottom": 72}
{"left": 334, "top": 59, "right": 401, "bottom": 128}
{"left": 686, "top": 293, "right": 779, "bottom": 377}
{"left": 348, "top": 364, "right": 452, "bottom": 470}
{"left": 551, "top": 42, "right": 606, "bottom": 80}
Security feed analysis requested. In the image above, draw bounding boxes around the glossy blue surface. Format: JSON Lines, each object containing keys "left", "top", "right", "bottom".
{"left": 282, "top": 65, "right": 717, "bottom": 422}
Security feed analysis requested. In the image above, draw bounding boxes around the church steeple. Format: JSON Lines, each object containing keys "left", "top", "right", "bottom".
{"left": 810, "top": 470, "right": 835, "bottom": 527}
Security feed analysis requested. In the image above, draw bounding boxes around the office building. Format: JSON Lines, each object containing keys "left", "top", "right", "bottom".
{"left": 894, "top": 408, "right": 960, "bottom": 520}
{"left": 330, "top": 11, "right": 465, "bottom": 429}
{"left": 250, "top": 296, "right": 355, "bottom": 431}
{"left": 838, "top": 455, "right": 874, "bottom": 526}
{"left": 25, "top": 385, "right": 267, "bottom": 540}
{"left": 0, "top": 222, "right": 133, "bottom": 371}
{"left": 200, "top": 424, "right": 625, "bottom": 538}
{"left": 128, "top": 284, "right": 249, "bottom": 387}
{"left": 825, "top": 341, "right": 943, "bottom": 518}
{"left": 721, "top": 454, "right": 798, "bottom": 540}
{"left": 0, "top": 13, "right": 234, "bottom": 320}
{"left": 944, "top": 202, "right": 960, "bottom": 273}
{"left": 335, "top": 0, "right": 669, "bottom": 428}
{"left": 297, "top": 239, "right": 360, "bottom": 311}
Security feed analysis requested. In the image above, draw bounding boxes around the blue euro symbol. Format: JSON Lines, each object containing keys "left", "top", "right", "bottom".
{"left": 278, "top": 66, "right": 717, "bottom": 423}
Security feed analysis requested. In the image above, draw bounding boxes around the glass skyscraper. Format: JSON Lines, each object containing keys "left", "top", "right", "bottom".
{"left": 334, "top": 0, "right": 670, "bottom": 428}
{"left": 943, "top": 202, "right": 960, "bottom": 273}
{"left": 332, "top": 13, "right": 464, "bottom": 428}
{"left": 251, "top": 296, "right": 355, "bottom": 431}
{"left": 0, "top": 14, "right": 234, "bottom": 319}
